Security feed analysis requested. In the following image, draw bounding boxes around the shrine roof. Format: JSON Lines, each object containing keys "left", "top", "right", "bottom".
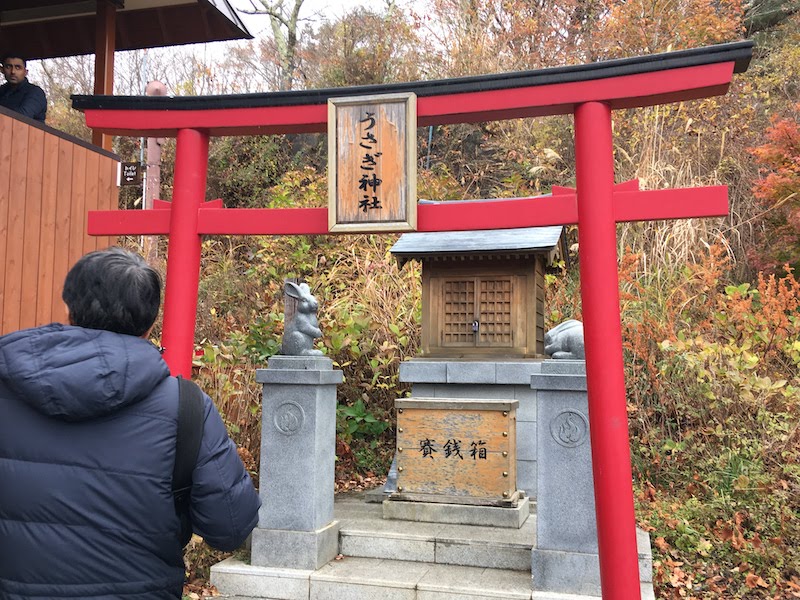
{"left": 0, "top": 0, "right": 252, "bottom": 60}
{"left": 390, "top": 218, "right": 563, "bottom": 266}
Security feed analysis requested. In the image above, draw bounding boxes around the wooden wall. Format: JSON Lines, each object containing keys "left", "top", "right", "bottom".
{"left": 0, "top": 108, "right": 118, "bottom": 335}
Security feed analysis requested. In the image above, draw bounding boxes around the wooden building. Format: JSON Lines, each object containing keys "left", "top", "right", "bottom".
{"left": 390, "top": 224, "right": 564, "bottom": 358}
{"left": 0, "top": 1, "right": 251, "bottom": 334}
{"left": 0, "top": 107, "right": 117, "bottom": 335}
{"left": 0, "top": 0, "right": 251, "bottom": 149}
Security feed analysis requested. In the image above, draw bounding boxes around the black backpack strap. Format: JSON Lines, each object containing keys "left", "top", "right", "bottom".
{"left": 173, "top": 375, "right": 205, "bottom": 546}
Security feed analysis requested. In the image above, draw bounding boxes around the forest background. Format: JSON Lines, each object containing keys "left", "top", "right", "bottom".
{"left": 30, "top": 0, "right": 800, "bottom": 597}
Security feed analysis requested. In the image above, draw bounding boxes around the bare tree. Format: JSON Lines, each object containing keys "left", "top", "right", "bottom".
{"left": 303, "top": 5, "right": 433, "bottom": 88}
{"left": 241, "top": 0, "right": 305, "bottom": 90}
{"left": 37, "top": 55, "right": 95, "bottom": 96}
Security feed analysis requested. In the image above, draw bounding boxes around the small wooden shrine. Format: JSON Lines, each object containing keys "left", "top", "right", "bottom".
{"left": 390, "top": 224, "right": 564, "bottom": 358}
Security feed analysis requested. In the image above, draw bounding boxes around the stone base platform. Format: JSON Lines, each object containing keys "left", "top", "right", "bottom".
{"left": 212, "top": 556, "right": 655, "bottom": 600}
{"left": 211, "top": 493, "right": 655, "bottom": 600}
{"left": 251, "top": 521, "right": 340, "bottom": 570}
{"left": 383, "top": 496, "right": 530, "bottom": 529}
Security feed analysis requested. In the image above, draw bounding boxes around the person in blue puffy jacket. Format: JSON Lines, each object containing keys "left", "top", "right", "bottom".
{"left": 0, "top": 247, "right": 261, "bottom": 599}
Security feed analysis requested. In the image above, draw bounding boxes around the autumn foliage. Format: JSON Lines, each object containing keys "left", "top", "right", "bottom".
{"left": 30, "top": 0, "right": 800, "bottom": 596}
{"left": 546, "top": 244, "right": 800, "bottom": 598}
{"left": 750, "top": 104, "right": 800, "bottom": 272}
{"left": 601, "top": 0, "right": 744, "bottom": 57}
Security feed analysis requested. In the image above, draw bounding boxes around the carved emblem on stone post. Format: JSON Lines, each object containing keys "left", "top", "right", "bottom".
{"left": 274, "top": 402, "right": 305, "bottom": 435}
{"left": 550, "top": 410, "right": 589, "bottom": 448}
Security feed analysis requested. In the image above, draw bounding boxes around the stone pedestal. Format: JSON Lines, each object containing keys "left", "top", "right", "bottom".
{"left": 251, "top": 355, "right": 343, "bottom": 570}
{"left": 530, "top": 360, "right": 652, "bottom": 596}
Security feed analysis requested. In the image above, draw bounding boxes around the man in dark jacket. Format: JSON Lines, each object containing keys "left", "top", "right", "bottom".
{"left": 0, "top": 54, "right": 47, "bottom": 122}
{"left": 0, "top": 247, "right": 261, "bottom": 599}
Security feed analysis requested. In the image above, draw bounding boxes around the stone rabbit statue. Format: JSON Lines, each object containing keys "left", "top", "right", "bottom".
{"left": 280, "top": 281, "right": 323, "bottom": 356}
{"left": 544, "top": 319, "right": 585, "bottom": 360}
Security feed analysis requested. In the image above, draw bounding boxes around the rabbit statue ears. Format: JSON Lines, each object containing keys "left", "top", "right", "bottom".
{"left": 285, "top": 281, "right": 312, "bottom": 300}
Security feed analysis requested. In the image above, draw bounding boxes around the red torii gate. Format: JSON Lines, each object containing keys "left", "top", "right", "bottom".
{"left": 73, "top": 40, "right": 753, "bottom": 600}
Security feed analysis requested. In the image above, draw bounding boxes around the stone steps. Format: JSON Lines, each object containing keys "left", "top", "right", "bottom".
{"left": 211, "top": 494, "right": 656, "bottom": 600}
{"left": 212, "top": 555, "right": 655, "bottom": 600}
{"left": 336, "top": 495, "right": 535, "bottom": 572}
{"left": 213, "top": 556, "right": 534, "bottom": 600}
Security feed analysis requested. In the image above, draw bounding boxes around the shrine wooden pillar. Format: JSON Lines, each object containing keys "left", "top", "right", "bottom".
{"left": 93, "top": 0, "right": 116, "bottom": 151}
{"left": 575, "top": 101, "right": 640, "bottom": 598}
{"left": 161, "top": 128, "right": 209, "bottom": 377}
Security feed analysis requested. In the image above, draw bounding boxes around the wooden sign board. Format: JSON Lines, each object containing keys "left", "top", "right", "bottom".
{"left": 394, "top": 398, "right": 517, "bottom": 505}
{"left": 328, "top": 92, "right": 417, "bottom": 232}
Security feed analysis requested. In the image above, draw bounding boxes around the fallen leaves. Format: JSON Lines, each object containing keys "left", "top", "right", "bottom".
{"left": 183, "top": 579, "right": 221, "bottom": 598}
{"left": 713, "top": 512, "right": 747, "bottom": 551}
{"left": 655, "top": 536, "right": 671, "bottom": 552}
{"left": 333, "top": 473, "right": 386, "bottom": 493}
{"left": 745, "top": 572, "right": 769, "bottom": 589}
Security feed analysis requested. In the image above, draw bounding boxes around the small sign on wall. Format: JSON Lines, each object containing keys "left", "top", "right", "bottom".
{"left": 328, "top": 92, "right": 417, "bottom": 232}
{"left": 119, "top": 162, "right": 142, "bottom": 187}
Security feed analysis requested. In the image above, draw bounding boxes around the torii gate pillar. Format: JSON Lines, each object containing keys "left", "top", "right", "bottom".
{"left": 161, "top": 129, "right": 209, "bottom": 375}
{"left": 575, "top": 101, "right": 640, "bottom": 595}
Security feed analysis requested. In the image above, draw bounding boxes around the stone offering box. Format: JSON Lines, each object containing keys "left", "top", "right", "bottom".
{"left": 390, "top": 225, "right": 564, "bottom": 358}
{"left": 393, "top": 397, "right": 519, "bottom": 506}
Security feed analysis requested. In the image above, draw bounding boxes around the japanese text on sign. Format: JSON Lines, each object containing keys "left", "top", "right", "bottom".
{"left": 120, "top": 162, "right": 141, "bottom": 187}
{"left": 357, "top": 111, "right": 383, "bottom": 213}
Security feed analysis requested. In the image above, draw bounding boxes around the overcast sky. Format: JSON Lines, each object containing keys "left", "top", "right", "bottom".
{"left": 228, "top": 0, "right": 408, "bottom": 38}
{"left": 27, "top": 0, "right": 423, "bottom": 95}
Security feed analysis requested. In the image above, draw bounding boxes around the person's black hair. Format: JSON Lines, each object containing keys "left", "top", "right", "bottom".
{"left": 1, "top": 54, "right": 27, "bottom": 67}
{"left": 62, "top": 247, "right": 161, "bottom": 337}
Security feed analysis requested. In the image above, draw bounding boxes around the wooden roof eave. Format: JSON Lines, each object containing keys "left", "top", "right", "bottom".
{"left": 0, "top": 0, "right": 252, "bottom": 61}
{"left": 394, "top": 249, "right": 560, "bottom": 269}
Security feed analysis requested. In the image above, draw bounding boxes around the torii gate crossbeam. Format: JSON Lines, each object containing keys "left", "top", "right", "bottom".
{"left": 73, "top": 40, "right": 753, "bottom": 600}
